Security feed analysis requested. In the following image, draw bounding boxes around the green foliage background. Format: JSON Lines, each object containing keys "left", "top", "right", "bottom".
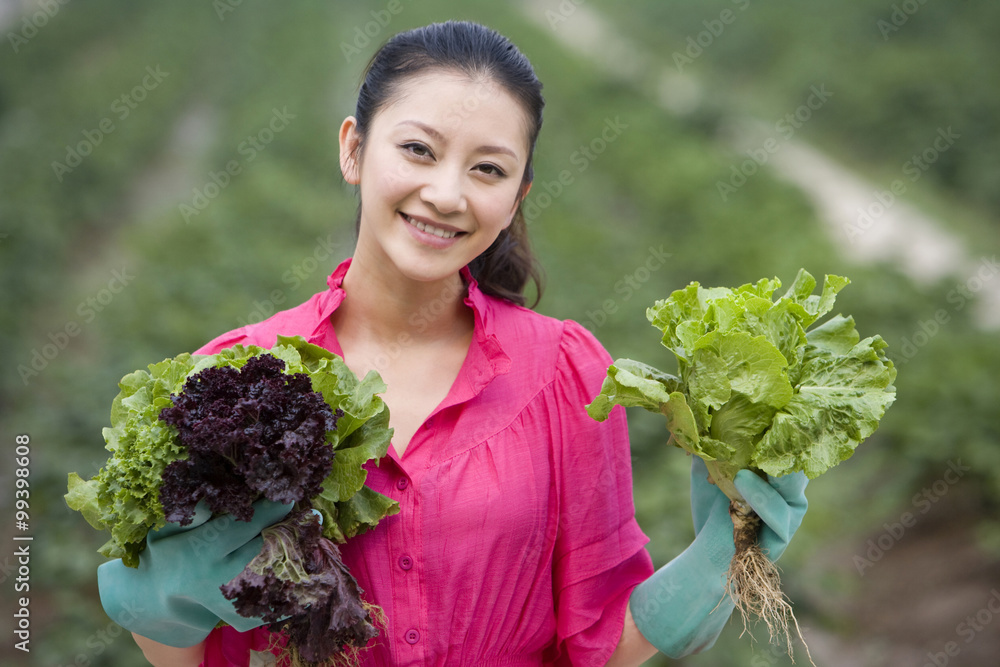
{"left": 2, "top": 1, "right": 997, "bottom": 665}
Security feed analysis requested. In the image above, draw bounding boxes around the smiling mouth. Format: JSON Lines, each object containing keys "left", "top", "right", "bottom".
{"left": 401, "top": 213, "right": 463, "bottom": 239}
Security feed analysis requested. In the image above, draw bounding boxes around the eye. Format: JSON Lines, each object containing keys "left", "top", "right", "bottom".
{"left": 400, "top": 142, "right": 433, "bottom": 159}
{"left": 475, "top": 163, "right": 507, "bottom": 178}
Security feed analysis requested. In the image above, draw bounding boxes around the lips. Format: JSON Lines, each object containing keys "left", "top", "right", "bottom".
{"left": 400, "top": 212, "right": 464, "bottom": 240}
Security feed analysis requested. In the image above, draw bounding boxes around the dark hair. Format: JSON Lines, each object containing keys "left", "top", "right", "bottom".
{"left": 352, "top": 20, "right": 545, "bottom": 307}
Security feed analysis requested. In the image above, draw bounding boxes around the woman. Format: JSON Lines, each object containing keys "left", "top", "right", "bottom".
{"left": 98, "top": 20, "right": 807, "bottom": 666}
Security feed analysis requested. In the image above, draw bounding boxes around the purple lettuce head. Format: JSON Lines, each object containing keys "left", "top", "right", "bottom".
{"left": 222, "top": 509, "right": 378, "bottom": 662}
{"left": 158, "top": 354, "right": 339, "bottom": 524}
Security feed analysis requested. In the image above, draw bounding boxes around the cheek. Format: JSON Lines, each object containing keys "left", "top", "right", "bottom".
{"left": 362, "top": 148, "right": 415, "bottom": 206}
{"left": 373, "top": 172, "right": 406, "bottom": 205}
{"left": 486, "top": 185, "right": 523, "bottom": 228}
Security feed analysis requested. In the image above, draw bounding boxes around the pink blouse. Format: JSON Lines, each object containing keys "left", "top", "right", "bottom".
{"left": 197, "top": 258, "right": 653, "bottom": 666}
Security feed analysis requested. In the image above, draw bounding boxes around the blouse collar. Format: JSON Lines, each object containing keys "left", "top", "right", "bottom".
{"left": 322, "top": 258, "right": 511, "bottom": 404}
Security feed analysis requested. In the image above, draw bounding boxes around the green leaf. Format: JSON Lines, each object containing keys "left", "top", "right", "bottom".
{"left": 697, "top": 436, "right": 738, "bottom": 463}
{"left": 647, "top": 282, "right": 707, "bottom": 363}
{"left": 691, "top": 331, "right": 794, "bottom": 410}
{"left": 659, "top": 391, "right": 701, "bottom": 455}
{"left": 307, "top": 357, "right": 388, "bottom": 445}
{"left": 73, "top": 353, "right": 196, "bottom": 566}
{"left": 782, "top": 270, "right": 851, "bottom": 328}
{"left": 64, "top": 473, "right": 104, "bottom": 531}
{"left": 804, "top": 313, "right": 860, "bottom": 357}
{"left": 319, "top": 407, "right": 392, "bottom": 502}
{"left": 709, "top": 394, "right": 777, "bottom": 470}
{"left": 332, "top": 486, "right": 400, "bottom": 542}
{"left": 754, "top": 335, "right": 897, "bottom": 478}
{"left": 275, "top": 334, "right": 337, "bottom": 370}
{"left": 585, "top": 359, "right": 680, "bottom": 421}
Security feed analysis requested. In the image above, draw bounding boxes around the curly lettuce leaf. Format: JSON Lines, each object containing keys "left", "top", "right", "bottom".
{"left": 80, "top": 354, "right": 197, "bottom": 565}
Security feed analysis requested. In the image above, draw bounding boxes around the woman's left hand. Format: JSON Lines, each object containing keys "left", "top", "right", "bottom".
{"left": 732, "top": 466, "right": 809, "bottom": 562}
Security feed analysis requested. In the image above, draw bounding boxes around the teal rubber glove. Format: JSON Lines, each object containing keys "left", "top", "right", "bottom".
{"left": 98, "top": 498, "right": 293, "bottom": 648}
{"left": 630, "top": 458, "right": 808, "bottom": 658}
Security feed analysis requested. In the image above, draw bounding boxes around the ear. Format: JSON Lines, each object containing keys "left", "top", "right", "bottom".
{"left": 339, "top": 116, "right": 362, "bottom": 185}
{"left": 520, "top": 181, "right": 533, "bottom": 200}
{"left": 506, "top": 181, "right": 532, "bottom": 228}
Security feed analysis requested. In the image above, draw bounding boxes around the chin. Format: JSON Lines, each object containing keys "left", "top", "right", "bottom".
{"left": 388, "top": 252, "right": 466, "bottom": 286}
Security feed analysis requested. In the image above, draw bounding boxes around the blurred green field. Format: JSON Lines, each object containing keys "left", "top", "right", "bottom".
{"left": 2, "top": 1, "right": 998, "bottom": 665}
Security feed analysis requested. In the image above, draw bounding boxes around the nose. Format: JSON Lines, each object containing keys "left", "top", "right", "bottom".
{"left": 420, "top": 165, "right": 467, "bottom": 215}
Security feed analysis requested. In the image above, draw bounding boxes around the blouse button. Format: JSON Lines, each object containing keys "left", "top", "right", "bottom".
{"left": 396, "top": 477, "right": 409, "bottom": 491}
{"left": 398, "top": 555, "right": 413, "bottom": 571}
{"left": 404, "top": 628, "right": 420, "bottom": 645}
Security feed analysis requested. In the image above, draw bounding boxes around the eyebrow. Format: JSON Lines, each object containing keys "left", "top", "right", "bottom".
{"left": 397, "top": 120, "right": 519, "bottom": 159}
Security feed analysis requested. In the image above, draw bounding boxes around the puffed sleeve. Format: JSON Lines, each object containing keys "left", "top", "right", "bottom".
{"left": 193, "top": 320, "right": 282, "bottom": 355}
{"left": 549, "top": 321, "right": 655, "bottom": 666}
{"left": 194, "top": 328, "right": 252, "bottom": 355}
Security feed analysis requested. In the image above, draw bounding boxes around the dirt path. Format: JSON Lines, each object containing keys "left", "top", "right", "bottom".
{"left": 521, "top": 0, "right": 1000, "bottom": 332}
{"left": 766, "top": 141, "right": 1000, "bottom": 329}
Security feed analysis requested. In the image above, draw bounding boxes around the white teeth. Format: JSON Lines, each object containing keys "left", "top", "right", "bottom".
{"left": 404, "top": 214, "right": 458, "bottom": 239}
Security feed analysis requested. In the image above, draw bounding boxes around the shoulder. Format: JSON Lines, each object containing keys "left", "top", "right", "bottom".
{"left": 194, "top": 289, "right": 336, "bottom": 355}
{"left": 485, "top": 295, "right": 612, "bottom": 389}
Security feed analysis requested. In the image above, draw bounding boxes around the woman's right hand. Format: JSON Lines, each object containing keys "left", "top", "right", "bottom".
{"left": 98, "top": 498, "right": 292, "bottom": 650}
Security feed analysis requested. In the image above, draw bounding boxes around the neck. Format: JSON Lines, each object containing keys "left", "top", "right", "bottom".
{"left": 334, "top": 252, "right": 473, "bottom": 347}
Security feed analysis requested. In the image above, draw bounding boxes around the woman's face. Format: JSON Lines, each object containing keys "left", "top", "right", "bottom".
{"left": 340, "top": 70, "right": 532, "bottom": 285}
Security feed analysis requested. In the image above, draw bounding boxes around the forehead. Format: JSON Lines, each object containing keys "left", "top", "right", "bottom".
{"left": 375, "top": 70, "right": 532, "bottom": 153}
